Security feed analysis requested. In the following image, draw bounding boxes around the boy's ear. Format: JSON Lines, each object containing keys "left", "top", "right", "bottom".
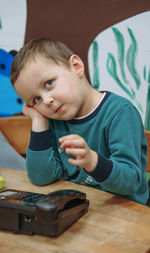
{"left": 69, "top": 55, "right": 84, "bottom": 77}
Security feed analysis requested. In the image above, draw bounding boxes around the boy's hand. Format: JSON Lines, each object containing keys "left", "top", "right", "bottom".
{"left": 23, "top": 102, "right": 41, "bottom": 119}
{"left": 59, "top": 134, "right": 98, "bottom": 173}
{"left": 23, "top": 102, "right": 49, "bottom": 132}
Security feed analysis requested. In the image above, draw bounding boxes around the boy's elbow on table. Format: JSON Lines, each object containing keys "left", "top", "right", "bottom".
{"left": 27, "top": 170, "right": 55, "bottom": 186}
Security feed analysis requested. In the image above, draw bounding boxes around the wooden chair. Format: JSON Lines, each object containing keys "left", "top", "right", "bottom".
{"left": 0, "top": 116, "right": 31, "bottom": 156}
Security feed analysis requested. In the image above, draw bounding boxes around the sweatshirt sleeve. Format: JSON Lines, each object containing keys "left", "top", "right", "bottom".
{"left": 88, "top": 104, "right": 147, "bottom": 195}
{"left": 26, "top": 129, "right": 64, "bottom": 186}
{"left": 29, "top": 130, "right": 51, "bottom": 151}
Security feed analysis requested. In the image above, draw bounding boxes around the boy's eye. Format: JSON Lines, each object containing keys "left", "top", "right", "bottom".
{"left": 45, "top": 80, "right": 53, "bottom": 88}
{"left": 34, "top": 96, "right": 41, "bottom": 104}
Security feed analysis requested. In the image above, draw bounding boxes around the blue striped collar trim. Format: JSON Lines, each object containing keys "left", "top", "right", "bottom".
{"left": 68, "top": 91, "right": 111, "bottom": 124}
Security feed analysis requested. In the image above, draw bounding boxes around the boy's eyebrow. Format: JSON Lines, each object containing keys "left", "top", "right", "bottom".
{"left": 39, "top": 73, "right": 53, "bottom": 85}
{"left": 39, "top": 76, "right": 46, "bottom": 85}
{"left": 39, "top": 70, "right": 56, "bottom": 85}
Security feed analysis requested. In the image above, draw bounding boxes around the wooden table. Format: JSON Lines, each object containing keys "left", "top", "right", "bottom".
{"left": 0, "top": 168, "right": 150, "bottom": 253}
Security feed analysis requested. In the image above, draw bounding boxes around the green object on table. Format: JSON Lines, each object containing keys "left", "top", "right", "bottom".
{"left": 0, "top": 176, "right": 5, "bottom": 190}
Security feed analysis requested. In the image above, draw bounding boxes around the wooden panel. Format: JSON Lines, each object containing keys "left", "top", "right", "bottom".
{"left": 0, "top": 116, "right": 31, "bottom": 155}
{"left": 145, "top": 130, "right": 150, "bottom": 172}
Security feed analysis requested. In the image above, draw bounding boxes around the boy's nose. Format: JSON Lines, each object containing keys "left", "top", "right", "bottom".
{"left": 43, "top": 96, "right": 54, "bottom": 105}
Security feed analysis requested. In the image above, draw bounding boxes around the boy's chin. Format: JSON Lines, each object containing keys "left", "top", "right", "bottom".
{"left": 41, "top": 110, "right": 78, "bottom": 121}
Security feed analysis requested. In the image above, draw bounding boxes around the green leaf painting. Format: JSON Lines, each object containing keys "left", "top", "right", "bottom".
{"left": 92, "top": 40, "right": 100, "bottom": 90}
{"left": 126, "top": 28, "right": 141, "bottom": 90}
{"left": 107, "top": 27, "right": 143, "bottom": 114}
{"left": 111, "top": 27, "right": 128, "bottom": 84}
{"left": 91, "top": 26, "right": 150, "bottom": 130}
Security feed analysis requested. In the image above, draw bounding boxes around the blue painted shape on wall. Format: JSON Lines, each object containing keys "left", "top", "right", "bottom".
{"left": 0, "top": 48, "right": 24, "bottom": 116}
{"left": 0, "top": 48, "right": 14, "bottom": 76}
{"left": 0, "top": 74, "right": 24, "bottom": 116}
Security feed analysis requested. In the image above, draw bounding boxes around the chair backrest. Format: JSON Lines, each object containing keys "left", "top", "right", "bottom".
{"left": 0, "top": 116, "right": 31, "bottom": 156}
{"left": 145, "top": 130, "right": 150, "bottom": 172}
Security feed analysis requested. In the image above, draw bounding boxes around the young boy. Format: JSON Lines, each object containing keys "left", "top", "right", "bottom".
{"left": 10, "top": 38, "right": 149, "bottom": 205}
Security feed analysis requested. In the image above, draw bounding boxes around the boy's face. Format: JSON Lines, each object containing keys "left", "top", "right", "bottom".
{"left": 14, "top": 55, "right": 86, "bottom": 120}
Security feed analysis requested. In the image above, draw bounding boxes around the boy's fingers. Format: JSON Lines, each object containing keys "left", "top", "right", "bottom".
{"left": 68, "top": 157, "right": 85, "bottom": 167}
{"left": 59, "top": 134, "right": 80, "bottom": 142}
{"left": 60, "top": 139, "right": 84, "bottom": 149}
{"left": 65, "top": 148, "right": 86, "bottom": 157}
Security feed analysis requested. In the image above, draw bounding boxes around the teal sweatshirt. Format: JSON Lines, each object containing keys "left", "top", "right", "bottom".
{"left": 26, "top": 91, "right": 149, "bottom": 205}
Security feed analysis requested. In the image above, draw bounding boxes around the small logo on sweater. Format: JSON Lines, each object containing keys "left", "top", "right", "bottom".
{"left": 58, "top": 147, "right": 63, "bottom": 154}
{"left": 81, "top": 175, "right": 94, "bottom": 185}
{"left": 85, "top": 176, "right": 93, "bottom": 184}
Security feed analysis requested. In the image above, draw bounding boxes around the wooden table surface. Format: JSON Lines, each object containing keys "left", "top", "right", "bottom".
{"left": 0, "top": 168, "right": 150, "bottom": 253}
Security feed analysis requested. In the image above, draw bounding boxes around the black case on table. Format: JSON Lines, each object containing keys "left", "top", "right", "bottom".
{"left": 0, "top": 189, "right": 89, "bottom": 237}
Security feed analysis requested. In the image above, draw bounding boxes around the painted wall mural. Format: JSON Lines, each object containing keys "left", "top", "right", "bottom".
{"left": 88, "top": 11, "right": 150, "bottom": 129}
{"left": 0, "top": 0, "right": 149, "bottom": 129}
{"left": 0, "top": 0, "right": 26, "bottom": 116}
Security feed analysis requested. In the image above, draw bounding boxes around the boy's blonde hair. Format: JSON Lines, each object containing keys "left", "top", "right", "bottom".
{"left": 10, "top": 38, "right": 74, "bottom": 85}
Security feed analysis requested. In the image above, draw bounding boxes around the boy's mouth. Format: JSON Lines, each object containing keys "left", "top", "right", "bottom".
{"left": 55, "top": 104, "right": 63, "bottom": 113}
